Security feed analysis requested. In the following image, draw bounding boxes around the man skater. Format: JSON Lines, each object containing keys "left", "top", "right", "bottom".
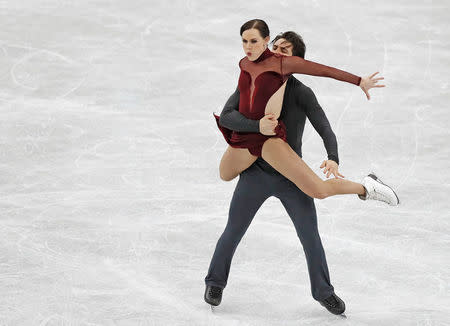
{"left": 205, "top": 31, "right": 348, "bottom": 315}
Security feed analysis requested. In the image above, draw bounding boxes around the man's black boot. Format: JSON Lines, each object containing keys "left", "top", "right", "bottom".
{"left": 204, "top": 285, "right": 223, "bottom": 306}
{"left": 319, "top": 293, "right": 346, "bottom": 315}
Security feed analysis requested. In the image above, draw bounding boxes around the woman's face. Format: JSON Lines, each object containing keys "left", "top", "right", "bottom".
{"left": 241, "top": 28, "right": 270, "bottom": 61}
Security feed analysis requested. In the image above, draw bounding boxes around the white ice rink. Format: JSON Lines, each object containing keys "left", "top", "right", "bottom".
{"left": 0, "top": 0, "right": 449, "bottom": 325}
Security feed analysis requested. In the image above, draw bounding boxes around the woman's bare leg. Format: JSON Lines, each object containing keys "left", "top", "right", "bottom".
{"left": 261, "top": 138, "right": 366, "bottom": 199}
{"left": 219, "top": 146, "right": 258, "bottom": 181}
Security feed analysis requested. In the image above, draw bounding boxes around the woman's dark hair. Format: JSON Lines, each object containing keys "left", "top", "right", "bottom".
{"left": 271, "top": 31, "right": 306, "bottom": 58}
{"left": 240, "top": 19, "right": 270, "bottom": 38}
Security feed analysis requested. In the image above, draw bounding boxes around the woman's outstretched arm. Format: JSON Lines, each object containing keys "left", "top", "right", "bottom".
{"left": 281, "top": 56, "right": 385, "bottom": 100}
{"left": 281, "top": 55, "right": 361, "bottom": 85}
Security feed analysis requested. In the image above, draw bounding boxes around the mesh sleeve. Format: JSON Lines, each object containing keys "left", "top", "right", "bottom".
{"left": 281, "top": 56, "right": 361, "bottom": 86}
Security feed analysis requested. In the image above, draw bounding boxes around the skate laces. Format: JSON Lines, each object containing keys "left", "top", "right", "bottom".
{"left": 366, "top": 179, "right": 395, "bottom": 204}
{"left": 209, "top": 286, "right": 222, "bottom": 298}
{"left": 369, "top": 186, "right": 392, "bottom": 204}
{"left": 325, "top": 294, "right": 339, "bottom": 307}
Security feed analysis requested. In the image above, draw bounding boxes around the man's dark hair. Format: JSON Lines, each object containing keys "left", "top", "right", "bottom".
{"left": 240, "top": 19, "right": 270, "bottom": 38}
{"left": 271, "top": 31, "right": 306, "bottom": 58}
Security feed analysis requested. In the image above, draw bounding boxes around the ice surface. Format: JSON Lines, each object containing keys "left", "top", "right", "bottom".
{"left": 0, "top": 0, "right": 449, "bottom": 325}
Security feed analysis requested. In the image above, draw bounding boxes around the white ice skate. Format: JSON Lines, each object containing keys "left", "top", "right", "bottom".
{"left": 358, "top": 173, "right": 400, "bottom": 206}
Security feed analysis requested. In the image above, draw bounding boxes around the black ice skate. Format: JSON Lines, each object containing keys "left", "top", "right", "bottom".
{"left": 358, "top": 173, "right": 400, "bottom": 206}
{"left": 319, "top": 293, "right": 346, "bottom": 315}
{"left": 204, "top": 285, "right": 223, "bottom": 309}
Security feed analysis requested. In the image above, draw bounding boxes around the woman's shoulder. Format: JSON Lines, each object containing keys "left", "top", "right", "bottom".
{"left": 238, "top": 56, "right": 248, "bottom": 69}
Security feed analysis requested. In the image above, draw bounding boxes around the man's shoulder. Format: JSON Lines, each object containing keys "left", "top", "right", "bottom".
{"left": 288, "top": 76, "right": 312, "bottom": 95}
{"left": 288, "top": 75, "right": 302, "bottom": 87}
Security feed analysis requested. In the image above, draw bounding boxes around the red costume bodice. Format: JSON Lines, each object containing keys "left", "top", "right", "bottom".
{"left": 213, "top": 48, "right": 362, "bottom": 157}
{"left": 237, "top": 47, "right": 361, "bottom": 120}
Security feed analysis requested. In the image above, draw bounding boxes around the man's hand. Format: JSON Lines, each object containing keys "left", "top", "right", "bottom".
{"left": 259, "top": 113, "right": 278, "bottom": 135}
{"left": 320, "top": 160, "right": 345, "bottom": 179}
{"left": 359, "top": 72, "right": 385, "bottom": 100}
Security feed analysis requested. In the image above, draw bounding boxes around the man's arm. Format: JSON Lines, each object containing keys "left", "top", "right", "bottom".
{"left": 301, "top": 86, "right": 340, "bottom": 165}
{"left": 218, "top": 87, "right": 260, "bottom": 133}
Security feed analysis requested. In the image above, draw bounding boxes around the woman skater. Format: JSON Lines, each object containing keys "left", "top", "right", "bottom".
{"left": 213, "top": 19, "right": 399, "bottom": 205}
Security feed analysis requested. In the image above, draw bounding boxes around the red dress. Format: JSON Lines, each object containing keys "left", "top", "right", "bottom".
{"left": 213, "top": 48, "right": 361, "bottom": 157}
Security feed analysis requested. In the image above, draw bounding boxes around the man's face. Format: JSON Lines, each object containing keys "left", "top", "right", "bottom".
{"left": 272, "top": 38, "right": 293, "bottom": 56}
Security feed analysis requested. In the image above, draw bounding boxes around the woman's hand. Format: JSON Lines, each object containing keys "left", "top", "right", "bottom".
{"left": 359, "top": 72, "right": 385, "bottom": 100}
{"left": 259, "top": 113, "right": 278, "bottom": 135}
{"left": 320, "top": 160, "right": 345, "bottom": 179}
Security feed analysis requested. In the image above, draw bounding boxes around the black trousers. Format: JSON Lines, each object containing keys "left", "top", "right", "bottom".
{"left": 205, "top": 163, "right": 335, "bottom": 301}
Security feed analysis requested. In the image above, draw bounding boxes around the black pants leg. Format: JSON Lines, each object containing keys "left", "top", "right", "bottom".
{"left": 274, "top": 177, "right": 335, "bottom": 301}
{"left": 205, "top": 164, "right": 335, "bottom": 301}
{"left": 204, "top": 168, "right": 270, "bottom": 288}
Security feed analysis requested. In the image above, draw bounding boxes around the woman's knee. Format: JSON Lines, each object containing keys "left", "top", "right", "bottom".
{"left": 220, "top": 169, "right": 239, "bottom": 181}
{"left": 219, "top": 164, "right": 237, "bottom": 181}
{"left": 310, "top": 182, "right": 330, "bottom": 199}
{"left": 220, "top": 170, "right": 234, "bottom": 182}
{"left": 314, "top": 191, "right": 328, "bottom": 200}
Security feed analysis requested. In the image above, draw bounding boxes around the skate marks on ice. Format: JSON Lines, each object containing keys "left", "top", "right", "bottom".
{"left": 2, "top": 43, "right": 90, "bottom": 99}
{"left": 102, "top": 258, "right": 207, "bottom": 323}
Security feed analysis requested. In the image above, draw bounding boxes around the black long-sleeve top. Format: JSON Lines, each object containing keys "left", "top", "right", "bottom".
{"left": 218, "top": 76, "right": 339, "bottom": 175}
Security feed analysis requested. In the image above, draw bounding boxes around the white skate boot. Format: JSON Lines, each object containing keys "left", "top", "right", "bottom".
{"left": 358, "top": 174, "right": 400, "bottom": 206}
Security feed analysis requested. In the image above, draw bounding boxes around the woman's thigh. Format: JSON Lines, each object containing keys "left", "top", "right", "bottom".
{"left": 219, "top": 146, "right": 258, "bottom": 181}
{"left": 261, "top": 137, "right": 325, "bottom": 198}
